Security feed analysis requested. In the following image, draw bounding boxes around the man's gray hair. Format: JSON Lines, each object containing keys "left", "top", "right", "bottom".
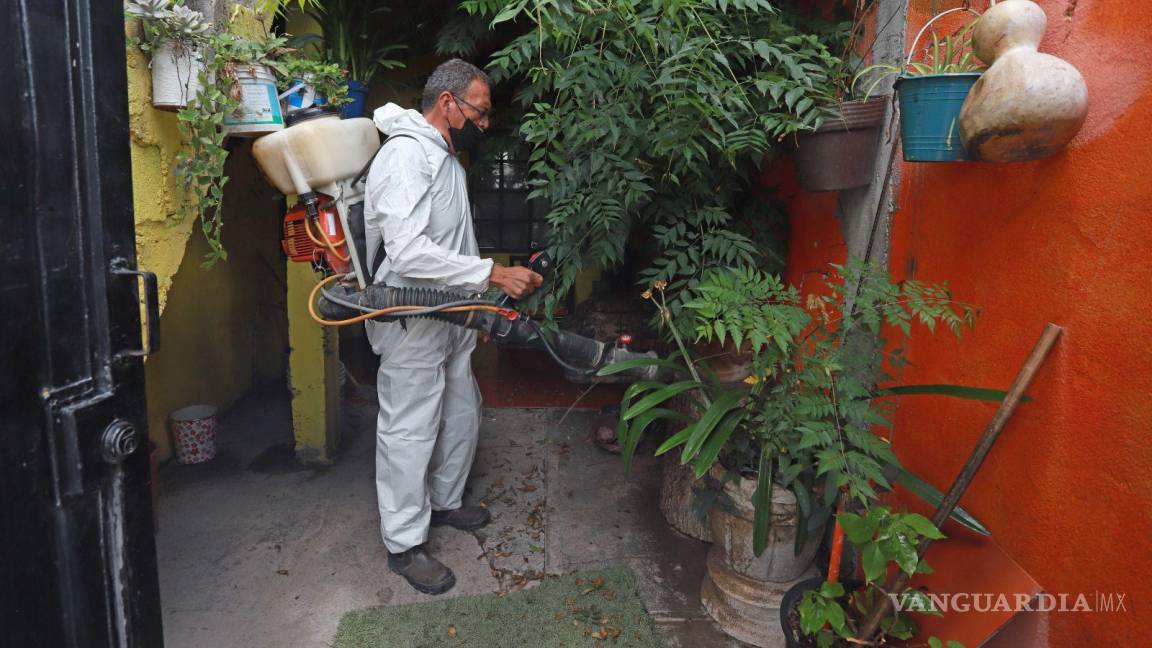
{"left": 421, "top": 59, "right": 490, "bottom": 112}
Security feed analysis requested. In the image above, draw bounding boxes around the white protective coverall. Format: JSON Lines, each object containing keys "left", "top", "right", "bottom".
{"left": 363, "top": 103, "right": 494, "bottom": 553}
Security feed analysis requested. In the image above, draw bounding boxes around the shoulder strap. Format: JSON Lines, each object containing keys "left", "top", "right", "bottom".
{"left": 353, "top": 133, "right": 420, "bottom": 186}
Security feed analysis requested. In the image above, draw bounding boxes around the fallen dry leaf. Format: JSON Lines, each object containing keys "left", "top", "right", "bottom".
{"left": 447, "top": 625, "right": 457, "bottom": 638}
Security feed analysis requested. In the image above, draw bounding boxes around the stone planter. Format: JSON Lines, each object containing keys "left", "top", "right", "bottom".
{"left": 701, "top": 466, "right": 823, "bottom": 647}
{"left": 658, "top": 454, "right": 712, "bottom": 542}
{"left": 701, "top": 546, "right": 804, "bottom": 648}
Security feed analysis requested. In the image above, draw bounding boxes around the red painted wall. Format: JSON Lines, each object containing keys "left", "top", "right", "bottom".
{"left": 771, "top": 1, "right": 1152, "bottom": 645}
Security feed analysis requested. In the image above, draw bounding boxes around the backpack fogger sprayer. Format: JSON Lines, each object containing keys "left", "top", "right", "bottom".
{"left": 251, "top": 109, "right": 657, "bottom": 380}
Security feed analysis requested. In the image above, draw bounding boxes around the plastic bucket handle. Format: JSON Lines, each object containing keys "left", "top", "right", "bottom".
{"left": 906, "top": 6, "right": 983, "bottom": 68}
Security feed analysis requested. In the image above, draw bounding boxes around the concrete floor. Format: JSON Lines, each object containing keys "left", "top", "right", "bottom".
{"left": 156, "top": 389, "right": 745, "bottom": 648}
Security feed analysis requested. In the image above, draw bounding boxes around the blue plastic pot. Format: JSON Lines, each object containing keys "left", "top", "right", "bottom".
{"left": 342, "top": 79, "right": 369, "bottom": 119}
{"left": 896, "top": 73, "right": 981, "bottom": 162}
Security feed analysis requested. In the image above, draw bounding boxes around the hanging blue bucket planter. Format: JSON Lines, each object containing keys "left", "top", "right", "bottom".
{"left": 343, "top": 79, "right": 369, "bottom": 119}
{"left": 896, "top": 72, "right": 982, "bottom": 162}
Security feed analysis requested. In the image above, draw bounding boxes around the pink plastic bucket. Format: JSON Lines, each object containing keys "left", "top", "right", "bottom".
{"left": 170, "top": 405, "right": 218, "bottom": 464}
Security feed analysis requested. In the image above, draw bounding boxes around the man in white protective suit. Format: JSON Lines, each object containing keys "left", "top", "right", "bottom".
{"left": 363, "top": 59, "right": 543, "bottom": 595}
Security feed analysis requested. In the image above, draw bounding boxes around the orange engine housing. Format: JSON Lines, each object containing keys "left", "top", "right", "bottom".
{"left": 282, "top": 195, "right": 352, "bottom": 275}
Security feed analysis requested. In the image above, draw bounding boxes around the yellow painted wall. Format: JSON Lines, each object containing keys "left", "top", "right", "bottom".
{"left": 126, "top": 34, "right": 195, "bottom": 310}
{"left": 127, "top": 9, "right": 289, "bottom": 462}
{"left": 286, "top": 263, "right": 341, "bottom": 464}
{"left": 141, "top": 151, "right": 289, "bottom": 460}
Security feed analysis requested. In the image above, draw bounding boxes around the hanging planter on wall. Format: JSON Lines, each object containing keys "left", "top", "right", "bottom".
{"left": 223, "top": 64, "right": 285, "bottom": 137}
{"left": 858, "top": 7, "right": 985, "bottom": 163}
{"left": 895, "top": 72, "right": 981, "bottom": 162}
{"left": 793, "top": 96, "right": 888, "bottom": 192}
{"left": 124, "top": 1, "right": 212, "bottom": 110}
{"left": 150, "top": 40, "right": 205, "bottom": 109}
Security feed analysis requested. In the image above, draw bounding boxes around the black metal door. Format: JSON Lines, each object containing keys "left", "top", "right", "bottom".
{"left": 1, "top": 0, "right": 164, "bottom": 646}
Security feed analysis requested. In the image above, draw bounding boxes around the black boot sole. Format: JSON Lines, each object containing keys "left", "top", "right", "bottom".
{"left": 430, "top": 517, "right": 491, "bottom": 531}
{"left": 388, "top": 561, "right": 457, "bottom": 595}
{"left": 430, "top": 509, "right": 492, "bottom": 531}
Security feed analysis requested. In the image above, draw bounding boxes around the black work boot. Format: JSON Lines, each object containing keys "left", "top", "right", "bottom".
{"left": 387, "top": 545, "right": 456, "bottom": 595}
{"left": 430, "top": 505, "right": 491, "bottom": 531}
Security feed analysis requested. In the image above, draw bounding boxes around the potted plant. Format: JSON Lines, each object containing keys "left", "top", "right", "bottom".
{"left": 782, "top": 507, "right": 965, "bottom": 648}
{"left": 304, "top": 0, "right": 405, "bottom": 118}
{"left": 855, "top": 9, "right": 984, "bottom": 162}
{"left": 792, "top": 93, "right": 889, "bottom": 192}
{"left": 125, "top": 0, "right": 212, "bottom": 109}
{"left": 600, "top": 260, "right": 983, "bottom": 646}
{"left": 791, "top": 12, "right": 890, "bottom": 193}
{"left": 269, "top": 57, "right": 352, "bottom": 114}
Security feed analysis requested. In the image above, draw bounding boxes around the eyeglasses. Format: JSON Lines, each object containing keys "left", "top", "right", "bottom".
{"left": 452, "top": 94, "right": 491, "bottom": 122}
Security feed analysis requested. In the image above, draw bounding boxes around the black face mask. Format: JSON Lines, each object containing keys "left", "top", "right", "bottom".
{"left": 448, "top": 98, "right": 485, "bottom": 155}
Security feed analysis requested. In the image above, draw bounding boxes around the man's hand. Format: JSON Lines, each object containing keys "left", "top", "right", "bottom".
{"left": 489, "top": 263, "right": 544, "bottom": 300}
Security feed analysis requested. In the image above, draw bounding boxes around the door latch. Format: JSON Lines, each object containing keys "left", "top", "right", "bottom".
{"left": 111, "top": 257, "right": 161, "bottom": 359}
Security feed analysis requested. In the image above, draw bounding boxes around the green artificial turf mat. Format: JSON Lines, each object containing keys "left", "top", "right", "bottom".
{"left": 333, "top": 566, "right": 663, "bottom": 648}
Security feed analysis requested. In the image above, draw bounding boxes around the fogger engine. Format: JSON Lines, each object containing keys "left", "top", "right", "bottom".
{"left": 281, "top": 194, "right": 354, "bottom": 275}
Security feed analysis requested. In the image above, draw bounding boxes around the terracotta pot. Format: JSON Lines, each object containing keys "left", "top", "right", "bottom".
{"left": 793, "top": 97, "right": 888, "bottom": 192}
{"left": 959, "top": 0, "right": 1088, "bottom": 162}
{"left": 692, "top": 339, "right": 754, "bottom": 385}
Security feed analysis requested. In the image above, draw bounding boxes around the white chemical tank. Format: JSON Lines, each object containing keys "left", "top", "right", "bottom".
{"left": 252, "top": 109, "right": 380, "bottom": 196}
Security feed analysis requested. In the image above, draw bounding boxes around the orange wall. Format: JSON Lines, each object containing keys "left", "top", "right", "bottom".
{"left": 771, "top": 1, "right": 1152, "bottom": 645}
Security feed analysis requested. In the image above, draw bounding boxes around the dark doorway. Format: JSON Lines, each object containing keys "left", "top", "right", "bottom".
{"left": 1, "top": 1, "right": 164, "bottom": 646}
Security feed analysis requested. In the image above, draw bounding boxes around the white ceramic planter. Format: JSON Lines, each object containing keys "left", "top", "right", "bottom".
{"left": 150, "top": 40, "right": 204, "bottom": 110}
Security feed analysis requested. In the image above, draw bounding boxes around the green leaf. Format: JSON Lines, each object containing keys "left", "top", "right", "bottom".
{"left": 902, "top": 513, "right": 946, "bottom": 540}
{"left": 894, "top": 467, "right": 990, "bottom": 536}
{"left": 622, "top": 408, "right": 690, "bottom": 474}
{"left": 837, "top": 512, "right": 873, "bottom": 545}
{"left": 751, "top": 446, "right": 775, "bottom": 556}
{"left": 681, "top": 389, "right": 744, "bottom": 463}
{"left": 692, "top": 409, "right": 745, "bottom": 477}
{"left": 862, "top": 543, "right": 886, "bottom": 583}
{"left": 887, "top": 384, "right": 1031, "bottom": 403}
{"left": 597, "top": 357, "right": 683, "bottom": 377}
{"left": 489, "top": 0, "right": 527, "bottom": 26}
{"left": 623, "top": 381, "right": 704, "bottom": 421}
{"left": 655, "top": 422, "right": 697, "bottom": 456}
{"left": 820, "top": 581, "right": 844, "bottom": 598}
{"left": 891, "top": 533, "right": 921, "bottom": 575}
{"left": 825, "top": 600, "right": 845, "bottom": 631}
